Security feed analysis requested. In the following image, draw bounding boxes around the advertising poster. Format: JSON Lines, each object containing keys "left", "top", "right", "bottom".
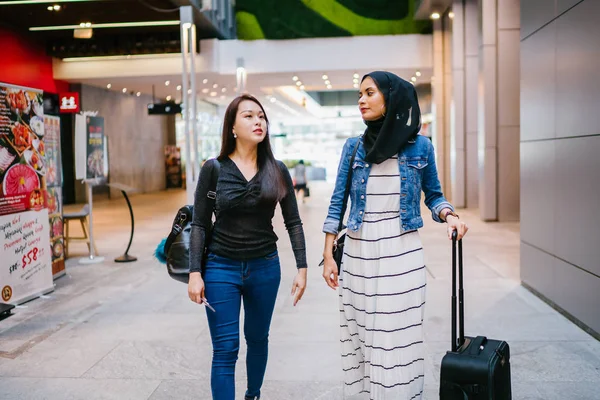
{"left": 0, "top": 83, "right": 48, "bottom": 216}
{"left": 165, "top": 145, "right": 182, "bottom": 188}
{"left": 1, "top": 209, "right": 54, "bottom": 305}
{"left": 86, "top": 116, "right": 105, "bottom": 181}
{"left": 44, "top": 115, "right": 65, "bottom": 277}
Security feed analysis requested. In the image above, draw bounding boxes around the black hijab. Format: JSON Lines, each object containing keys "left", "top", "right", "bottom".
{"left": 362, "top": 71, "right": 422, "bottom": 164}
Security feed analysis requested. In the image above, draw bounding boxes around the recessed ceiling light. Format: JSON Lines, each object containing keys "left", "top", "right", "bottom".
{"left": 202, "top": 88, "right": 209, "bottom": 93}
{"left": 188, "top": 89, "right": 192, "bottom": 94}
{"left": 270, "top": 97, "right": 277, "bottom": 103}
{"left": 136, "top": 92, "right": 141, "bottom": 97}
{"left": 210, "top": 91, "right": 217, "bottom": 97}
{"left": 203, "top": 79, "right": 208, "bottom": 84}
{"left": 221, "top": 88, "right": 227, "bottom": 93}
{"left": 106, "top": 83, "right": 111, "bottom": 89}
{"left": 353, "top": 83, "right": 359, "bottom": 89}
{"left": 80, "top": 22, "right": 92, "bottom": 28}
{"left": 327, "top": 84, "right": 332, "bottom": 89}
{"left": 449, "top": 11, "right": 455, "bottom": 19}
{"left": 296, "top": 81, "right": 302, "bottom": 86}
{"left": 165, "top": 80, "right": 170, "bottom": 86}
{"left": 166, "top": 95, "right": 172, "bottom": 101}
{"left": 122, "top": 88, "right": 127, "bottom": 93}
{"left": 47, "top": 5, "right": 53, "bottom": 10}
{"left": 325, "top": 80, "right": 330, "bottom": 85}
{"left": 431, "top": 12, "right": 441, "bottom": 20}
{"left": 353, "top": 78, "right": 359, "bottom": 84}
{"left": 300, "top": 85, "right": 305, "bottom": 90}
{"left": 176, "top": 85, "right": 182, "bottom": 91}
{"left": 212, "top": 83, "right": 218, "bottom": 89}
{"left": 411, "top": 76, "right": 417, "bottom": 82}
{"left": 322, "top": 74, "right": 328, "bottom": 80}
{"left": 53, "top": 5, "right": 61, "bottom": 11}
{"left": 353, "top": 73, "right": 359, "bottom": 79}
{"left": 292, "top": 76, "right": 299, "bottom": 81}
{"left": 416, "top": 71, "right": 422, "bottom": 77}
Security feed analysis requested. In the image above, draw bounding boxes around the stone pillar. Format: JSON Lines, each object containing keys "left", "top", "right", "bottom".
{"left": 432, "top": 18, "right": 451, "bottom": 194}
{"left": 451, "top": 0, "right": 480, "bottom": 209}
{"left": 478, "top": 0, "right": 520, "bottom": 221}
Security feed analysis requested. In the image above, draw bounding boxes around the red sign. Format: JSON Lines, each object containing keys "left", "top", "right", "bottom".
{"left": 59, "top": 92, "right": 80, "bottom": 113}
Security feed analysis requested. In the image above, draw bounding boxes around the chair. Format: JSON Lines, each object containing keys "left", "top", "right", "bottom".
{"left": 63, "top": 204, "right": 97, "bottom": 258}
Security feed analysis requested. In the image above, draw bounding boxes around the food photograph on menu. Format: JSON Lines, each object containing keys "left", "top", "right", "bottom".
{"left": 0, "top": 84, "right": 47, "bottom": 216}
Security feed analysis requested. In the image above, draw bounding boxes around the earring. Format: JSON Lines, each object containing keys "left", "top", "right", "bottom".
{"left": 381, "top": 105, "right": 386, "bottom": 117}
{"left": 233, "top": 133, "right": 237, "bottom": 138}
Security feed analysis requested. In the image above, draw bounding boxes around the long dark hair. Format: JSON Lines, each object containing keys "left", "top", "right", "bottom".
{"left": 218, "top": 94, "right": 287, "bottom": 201}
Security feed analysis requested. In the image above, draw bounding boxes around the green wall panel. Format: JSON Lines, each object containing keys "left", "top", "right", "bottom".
{"left": 235, "top": 0, "right": 432, "bottom": 40}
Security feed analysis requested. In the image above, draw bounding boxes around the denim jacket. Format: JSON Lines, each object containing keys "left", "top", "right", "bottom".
{"left": 323, "top": 135, "right": 454, "bottom": 235}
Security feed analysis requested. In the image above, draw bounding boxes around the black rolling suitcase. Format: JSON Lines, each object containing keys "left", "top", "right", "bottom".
{"left": 439, "top": 232, "right": 512, "bottom": 399}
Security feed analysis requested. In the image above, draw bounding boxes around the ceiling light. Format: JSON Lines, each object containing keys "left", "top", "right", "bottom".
{"left": 353, "top": 83, "right": 359, "bottom": 89}
{"left": 166, "top": 95, "right": 172, "bottom": 101}
{"left": 53, "top": 4, "right": 61, "bottom": 10}
{"left": 416, "top": 71, "right": 422, "bottom": 77}
{"left": 106, "top": 83, "right": 111, "bottom": 89}
{"left": 411, "top": 76, "right": 417, "bottom": 82}
{"left": 210, "top": 91, "right": 217, "bottom": 97}
{"left": 300, "top": 85, "right": 305, "bottom": 90}
{"left": 176, "top": 85, "right": 182, "bottom": 91}
{"left": 292, "top": 76, "right": 299, "bottom": 81}
{"left": 122, "top": 88, "right": 127, "bottom": 93}
{"left": 182, "top": 22, "right": 192, "bottom": 30}
{"left": 431, "top": 12, "right": 441, "bottom": 20}
{"left": 202, "top": 88, "right": 209, "bottom": 93}
{"left": 296, "top": 81, "right": 302, "bottom": 86}
{"left": 325, "top": 80, "right": 330, "bottom": 85}
{"left": 353, "top": 78, "right": 359, "bottom": 84}
{"left": 353, "top": 73, "right": 359, "bottom": 79}
{"left": 165, "top": 80, "right": 170, "bottom": 86}
{"left": 30, "top": 20, "right": 179, "bottom": 32}
{"left": 47, "top": 5, "right": 53, "bottom": 10}
{"left": 449, "top": 11, "right": 455, "bottom": 19}
{"left": 221, "top": 88, "right": 226, "bottom": 93}
{"left": 322, "top": 74, "right": 328, "bottom": 80}
{"left": 136, "top": 92, "right": 141, "bottom": 97}
{"left": 270, "top": 97, "right": 276, "bottom": 103}
{"left": 203, "top": 79, "right": 208, "bottom": 84}
{"left": 212, "top": 83, "right": 218, "bottom": 88}
{"left": 327, "top": 84, "right": 332, "bottom": 89}
{"left": 188, "top": 89, "right": 192, "bottom": 94}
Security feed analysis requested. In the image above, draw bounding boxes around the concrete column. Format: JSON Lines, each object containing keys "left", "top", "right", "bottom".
{"left": 432, "top": 18, "right": 450, "bottom": 194}
{"left": 477, "top": 0, "right": 520, "bottom": 221}
{"left": 451, "top": 0, "right": 480, "bottom": 209}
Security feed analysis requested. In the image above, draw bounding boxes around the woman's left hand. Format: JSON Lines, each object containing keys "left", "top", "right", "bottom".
{"left": 291, "top": 268, "right": 307, "bottom": 306}
{"left": 447, "top": 215, "right": 469, "bottom": 240}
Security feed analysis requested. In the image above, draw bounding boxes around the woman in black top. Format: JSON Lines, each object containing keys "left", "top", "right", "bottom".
{"left": 188, "top": 94, "right": 308, "bottom": 400}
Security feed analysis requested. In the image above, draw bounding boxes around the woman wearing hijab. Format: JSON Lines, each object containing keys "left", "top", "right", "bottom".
{"left": 321, "top": 72, "right": 468, "bottom": 399}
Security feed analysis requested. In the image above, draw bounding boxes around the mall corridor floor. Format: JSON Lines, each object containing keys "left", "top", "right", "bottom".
{"left": 0, "top": 183, "right": 598, "bottom": 400}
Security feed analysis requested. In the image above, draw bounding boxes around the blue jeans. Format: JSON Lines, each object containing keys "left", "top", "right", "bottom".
{"left": 204, "top": 251, "right": 281, "bottom": 400}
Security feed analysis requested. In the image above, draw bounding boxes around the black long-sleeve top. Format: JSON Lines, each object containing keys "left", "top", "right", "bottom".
{"left": 189, "top": 157, "right": 307, "bottom": 273}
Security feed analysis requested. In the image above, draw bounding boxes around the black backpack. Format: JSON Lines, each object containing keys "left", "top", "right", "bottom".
{"left": 162, "top": 160, "right": 220, "bottom": 283}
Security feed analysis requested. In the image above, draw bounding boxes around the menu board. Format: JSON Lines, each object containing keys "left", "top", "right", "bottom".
{"left": 165, "top": 145, "right": 182, "bottom": 188}
{"left": 0, "top": 83, "right": 47, "bottom": 216}
{"left": 44, "top": 115, "right": 65, "bottom": 277}
{"left": 0, "top": 209, "right": 54, "bottom": 305}
{"left": 86, "top": 116, "right": 105, "bottom": 180}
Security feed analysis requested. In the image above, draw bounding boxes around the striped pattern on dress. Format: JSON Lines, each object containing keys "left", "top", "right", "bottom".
{"left": 339, "top": 157, "right": 426, "bottom": 400}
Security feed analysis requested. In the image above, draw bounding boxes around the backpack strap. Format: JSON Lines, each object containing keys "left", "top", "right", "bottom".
{"left": 164, "top": 159, "right": 220, "bottom": 254}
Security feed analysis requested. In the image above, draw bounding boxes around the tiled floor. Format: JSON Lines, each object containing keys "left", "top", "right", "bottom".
{"left": 0, "top": 182, "right": 598, "bottom": 399}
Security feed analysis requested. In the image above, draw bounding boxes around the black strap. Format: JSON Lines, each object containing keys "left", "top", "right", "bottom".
{"left": 337, "top": 140, "right": 361, "bottom": 233}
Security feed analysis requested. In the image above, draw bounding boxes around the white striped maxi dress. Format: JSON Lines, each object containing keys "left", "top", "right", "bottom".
{"left": 339, "top": 156, "right": 426, "bottom": 400}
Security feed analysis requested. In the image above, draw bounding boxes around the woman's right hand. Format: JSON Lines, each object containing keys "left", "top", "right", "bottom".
{"left": 322, "top": 256, "right": 339, "bottom": 290}
{"left": 188, "top": 272, "right": 205, "bottom": 304}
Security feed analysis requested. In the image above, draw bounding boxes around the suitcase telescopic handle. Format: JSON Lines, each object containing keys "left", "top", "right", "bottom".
{"left": 451, "top": 230, "right": 465, "bottom": 352}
